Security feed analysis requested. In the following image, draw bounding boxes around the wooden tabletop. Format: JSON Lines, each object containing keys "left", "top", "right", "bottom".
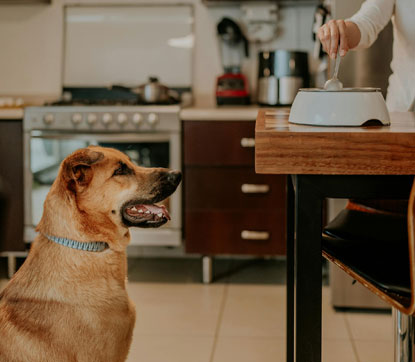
{"left": 255, "top": 109, "right": 415, "bottom": 175}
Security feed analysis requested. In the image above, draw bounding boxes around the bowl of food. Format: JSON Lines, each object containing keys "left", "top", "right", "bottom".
{"left": 288, "top": 88, "right": 390, "bottom": 126}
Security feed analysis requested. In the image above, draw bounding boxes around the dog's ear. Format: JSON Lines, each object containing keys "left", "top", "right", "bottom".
{"left": 62, "top": 149, "right": 104, "bottom": 193}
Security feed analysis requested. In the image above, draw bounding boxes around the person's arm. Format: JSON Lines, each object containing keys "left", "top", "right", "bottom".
{"left": 318, "top": 0, "right": 395, "bottom": 58}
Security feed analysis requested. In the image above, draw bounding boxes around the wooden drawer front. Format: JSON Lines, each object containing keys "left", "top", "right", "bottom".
{"left": 185, "top": 168, "right": 286, "bottom": 211}
{"left": 183, "top": 121, "right": 255, "bottom": 166}
{"left": 185, "top": 210, "right": 286, "bottom": 255}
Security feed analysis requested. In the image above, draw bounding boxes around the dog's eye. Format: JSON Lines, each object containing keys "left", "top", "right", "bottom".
{"left": 113, "top": 162, "right": 133, "bottom": 176}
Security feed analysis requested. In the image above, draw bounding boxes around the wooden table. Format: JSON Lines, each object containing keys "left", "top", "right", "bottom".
{"left": 255, "top": 110, "right": 415, "bottom": 362}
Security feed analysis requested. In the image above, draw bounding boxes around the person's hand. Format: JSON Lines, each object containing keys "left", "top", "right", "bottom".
{"left": 318, "top": 20, "right": 360, "bottom": 59}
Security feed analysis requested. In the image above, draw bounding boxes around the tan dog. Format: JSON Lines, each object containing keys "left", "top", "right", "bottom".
{"left": 0, "top": 146, "right": 181, "bottom": 362}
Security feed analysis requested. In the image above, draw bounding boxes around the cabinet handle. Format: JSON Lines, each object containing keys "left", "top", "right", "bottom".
{"left": 241, "top": 230, "right": 270, "bottom": 241}
{"left": 240, "top": 137, "right": 255, "bottom": 148}
{"left": 241, "top": 184, "right": 270, "bottom": 194}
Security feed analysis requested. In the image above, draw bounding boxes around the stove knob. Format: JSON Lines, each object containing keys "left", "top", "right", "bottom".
{"left": 71, "top": 113, "right": 83, "bottom": 125}
{"left": 102, "top": 113, "right": 113, "bottom": 125}
{"left": 43, "top": 113, "right": 55, "bottom": 125}
{"left": 147, "top": 112, "right": 159, "bottom": 126}
{"left": 87, "top": 113, "right": 97, "bottom": 125}
{"left": 132, "top": 113, "right": 143, "bottom": 126}
{"left": 117, "top": 113, "right": 128, "bottom": 125}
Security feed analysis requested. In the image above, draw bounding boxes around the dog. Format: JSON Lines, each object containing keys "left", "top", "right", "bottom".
{"left": 0, "top": 146, "right": 181, "bottom": 362}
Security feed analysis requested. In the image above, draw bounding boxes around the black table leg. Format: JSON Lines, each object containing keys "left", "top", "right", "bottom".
{"left": 286, "top": 176, "right": 295, "bottom": 362}
{"left": 284, "top": 174, "right": 413, "bottom": 362}
{"left": 293, "top": 175, "right": 323, "bottom": 362}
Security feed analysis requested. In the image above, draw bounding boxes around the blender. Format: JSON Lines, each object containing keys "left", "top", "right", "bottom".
{"left": 216, "top": 17, "right": 250, "bottom": 106}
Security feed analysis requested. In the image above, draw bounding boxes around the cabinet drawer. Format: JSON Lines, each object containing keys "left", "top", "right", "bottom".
{"left": 185, "top": 210, "right": 286, "bottom": 255}
{"left": 183, "top": 121, "right": 255, "bottom": 166}
{"left": 185, "top": 167, "right": 286, "bottom": 211}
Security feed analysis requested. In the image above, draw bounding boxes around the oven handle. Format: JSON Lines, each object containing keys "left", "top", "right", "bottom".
{"left": 30, "top": 131, "right": 173, "bottom": 143}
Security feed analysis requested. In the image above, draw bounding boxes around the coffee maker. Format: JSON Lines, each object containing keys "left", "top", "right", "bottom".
{"left": 257, "top": 50, "right": 309, "bottom": 106}
{"left": 216, "top": 18, "right": 250, "bottom": 106}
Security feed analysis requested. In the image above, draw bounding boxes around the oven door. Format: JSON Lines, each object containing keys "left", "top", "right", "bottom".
{"left": 24, "top": 131, "right": 181, "bottom": 246}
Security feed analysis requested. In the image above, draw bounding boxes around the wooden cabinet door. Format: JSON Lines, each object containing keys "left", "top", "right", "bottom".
{"left": 183, "top": 120, "right": 287, "bottom": 256}
{"left": 183, "top": 121, "right": 256, "bottom": 166}
{"left": 0, "top": 120, "right": 24, "bottom": 252}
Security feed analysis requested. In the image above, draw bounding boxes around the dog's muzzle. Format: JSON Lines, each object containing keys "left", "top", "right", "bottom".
{"left": 121, "top": 170, "right": 181, "bottom": 228}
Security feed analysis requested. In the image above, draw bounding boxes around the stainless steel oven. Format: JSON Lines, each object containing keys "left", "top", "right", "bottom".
{"left": 23, "top": 105, "right": 182, "bottom": 247}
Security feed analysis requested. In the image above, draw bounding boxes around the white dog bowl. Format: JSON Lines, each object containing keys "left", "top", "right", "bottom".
{"left": 288, "top": 88, "right": 390, "bottom": 126}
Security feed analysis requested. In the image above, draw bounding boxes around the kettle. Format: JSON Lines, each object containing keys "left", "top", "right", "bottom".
{"left": 112, "top": 77, "right": 179, "bottom": 104}
{"left": 257, "top": 50, "right": 309, "bottom": 106}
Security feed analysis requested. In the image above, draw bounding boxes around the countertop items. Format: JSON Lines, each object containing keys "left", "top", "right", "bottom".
{"left": 255, "top": 109, "right": 415, "bottom": 362}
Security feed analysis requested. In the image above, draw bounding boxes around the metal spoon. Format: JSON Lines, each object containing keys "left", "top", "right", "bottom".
{"left": 324, "top": 53, "right": 343, "bottom": 91}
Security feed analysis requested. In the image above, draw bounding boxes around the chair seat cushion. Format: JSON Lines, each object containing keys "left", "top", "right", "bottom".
{"left": 322, "top": 208, "right": 411, "bottom": 297}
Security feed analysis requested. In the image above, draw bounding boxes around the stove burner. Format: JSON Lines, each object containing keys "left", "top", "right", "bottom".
{"left": 46, "top": 87, "right": 182, "bottom": 106}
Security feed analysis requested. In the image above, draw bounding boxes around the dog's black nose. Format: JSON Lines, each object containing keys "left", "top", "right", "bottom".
{"left": 167, "top": 170, "right": 182, "bottom": 186}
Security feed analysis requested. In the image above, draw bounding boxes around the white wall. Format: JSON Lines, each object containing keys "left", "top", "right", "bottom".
{"left": 0, "top": 0, "right": 316, "bottom": 104}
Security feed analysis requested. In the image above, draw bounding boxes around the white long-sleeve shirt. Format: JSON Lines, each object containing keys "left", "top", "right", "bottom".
{"left": 348, "top": 0, "right": 415, "bottom": 111}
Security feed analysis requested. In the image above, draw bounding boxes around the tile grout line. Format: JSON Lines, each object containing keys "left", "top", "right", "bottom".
{"left": 209, "top": 283, "right": 229, "bottom": 362}
{"left": 344, "top": 314, "right": 362, "bottom": 362}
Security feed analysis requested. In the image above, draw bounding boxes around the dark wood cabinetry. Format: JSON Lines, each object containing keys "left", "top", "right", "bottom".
{"left": 183, "top": 120, "right": 286, "bottom": 256}
{"left": 0, "top": 119, "right": 24, "bottom": 252}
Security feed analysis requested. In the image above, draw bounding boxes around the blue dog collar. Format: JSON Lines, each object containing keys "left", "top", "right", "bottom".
{"left": 44, "top": 234, "right": 108, "bottom": 252}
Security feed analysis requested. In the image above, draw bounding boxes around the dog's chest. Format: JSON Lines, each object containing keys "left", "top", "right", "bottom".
{"left": 60, "top": 294, "right": 136, "bottom": 361}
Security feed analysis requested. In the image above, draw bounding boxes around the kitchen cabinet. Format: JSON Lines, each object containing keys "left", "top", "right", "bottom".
{"left": 183, "top": 120, "right": 286, "bottom": 266}
{"left": 0, "top": 119, "right": 24, "bottom": 253}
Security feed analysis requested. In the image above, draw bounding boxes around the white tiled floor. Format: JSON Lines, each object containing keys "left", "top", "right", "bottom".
{"left": 125, "top": 283, "right": 393, "bottom": 362}
{"left": 0, "top": 265, "right": 393, "bottom": 362}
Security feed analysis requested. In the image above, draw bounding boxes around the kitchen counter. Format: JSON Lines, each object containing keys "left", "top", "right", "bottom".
{"left": 181, "top": 106, "right": 266, "bottom": 121}
{"left": 0, "top": 108, "right": 24, "bottom": 120}
{"left": 0, "top": 95, "right": 57, "bottom": 120}
{"left": 255, "top": 110, "right": 415, "bottom": 362}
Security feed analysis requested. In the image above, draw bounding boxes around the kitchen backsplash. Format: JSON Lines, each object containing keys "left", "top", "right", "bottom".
{"left": 0, "top": 0, "right": 316, "bottom": 105}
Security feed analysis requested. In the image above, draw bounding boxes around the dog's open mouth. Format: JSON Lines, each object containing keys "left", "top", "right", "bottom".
{"left": 122, "top": 202, "right": 171, "bottom": 228}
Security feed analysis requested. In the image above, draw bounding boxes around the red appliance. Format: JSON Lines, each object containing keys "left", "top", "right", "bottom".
{"left": 216, "top": 73, "right": 250, "bottom": 105}
{"left": 216, "top": 17, "right": 250, "bottom": 106}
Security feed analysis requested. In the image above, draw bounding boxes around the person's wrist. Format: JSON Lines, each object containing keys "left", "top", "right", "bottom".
{"left": 345, "top": 21, "right": 361, "bottom": 49}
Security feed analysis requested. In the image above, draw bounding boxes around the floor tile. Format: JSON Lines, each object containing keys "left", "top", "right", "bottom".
{"left": 212, "top": 336, "right": 285, "bottom": 362}
{"left": 323, "top": 339, "right": 358, "bottom": 362}
{"left": 225, "top": 259, "right": 287, "bottom": 285}
{"left": 128, "top": 282, "right": 225, "bottom": 336}
{"left": 127, "top": 257, "right": 232, "bottom": 284}
{"left": 322, "top": 287, "right": 350, "bottom": 340}
{"left": 346, "top": 311, "right": 393, "bottom": 341}
{"left": 127, "top": 334, "right": 214, "bottom": 362}
{"left": 219, "top": 284, "right": 286, "bottom": 338}
{"left": 354, "top": 340, "right": 393, "bottom": 362}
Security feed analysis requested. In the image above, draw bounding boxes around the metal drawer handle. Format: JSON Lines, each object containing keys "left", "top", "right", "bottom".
{"left": 240, "top": 137, "right": 255, "bottom": 148}
{"left": 241, "top": 184, "right": 270, "bottom": 194}
{"left": 241, "top": 230, "right": 270, "bottom": 241}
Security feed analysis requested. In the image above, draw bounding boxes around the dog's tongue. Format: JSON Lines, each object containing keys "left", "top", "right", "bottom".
{"left": 145, "top": 204, "right": 170, "bottom": 220}
{"left": 127, "top": 204, "right": 170, "bottom": 220}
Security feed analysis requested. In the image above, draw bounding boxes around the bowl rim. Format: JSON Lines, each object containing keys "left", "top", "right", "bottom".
{"left": 299, "top": 87, "right": 381, "bottom": 93}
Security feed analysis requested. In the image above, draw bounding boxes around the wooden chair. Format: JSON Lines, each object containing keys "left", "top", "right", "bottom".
{"left": 322, "top": 182, "right": 415, "bottom": 362}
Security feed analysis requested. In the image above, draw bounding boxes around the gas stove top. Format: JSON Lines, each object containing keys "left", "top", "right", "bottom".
{"left": 46, "top": 87, "right": 181, "bottom": 106}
